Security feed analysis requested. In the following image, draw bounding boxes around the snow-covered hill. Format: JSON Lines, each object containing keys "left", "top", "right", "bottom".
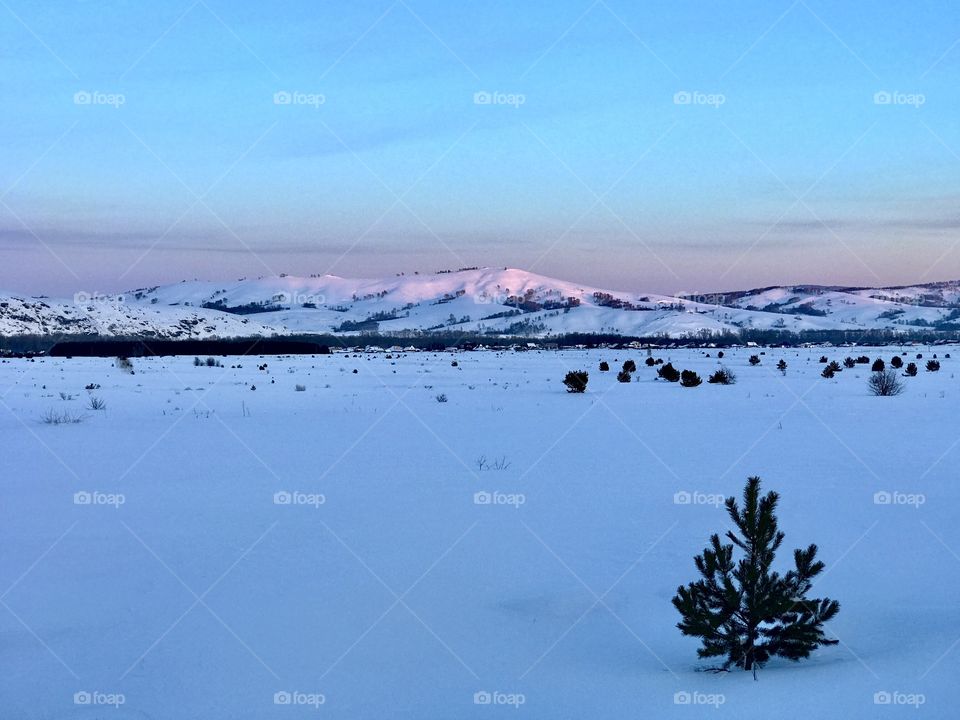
{"left": 4, "top": 268, "right": 960, "bottom": 340}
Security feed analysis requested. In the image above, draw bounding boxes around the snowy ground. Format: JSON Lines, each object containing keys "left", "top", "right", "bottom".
{"left": 2, "top": 346, "right": 959, "bottom": 718}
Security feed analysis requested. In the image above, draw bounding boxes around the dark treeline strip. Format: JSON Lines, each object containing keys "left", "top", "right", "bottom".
{"left": 7, "top": 325, "right": 960, "bottom": 358}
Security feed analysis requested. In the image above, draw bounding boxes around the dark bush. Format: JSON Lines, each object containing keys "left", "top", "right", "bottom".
{"left": 819, "top": 355, "right": 828, "bottom": 363}
{"left": 748, "top": 355, "right": 761, "bottom": 366}
{"left": 708, "top": 367, "right": 736, "bottom": 385}
{"left": 617, "top": 370, "right": 632, "bottom": 383}
{"left": 904, "top": 362, "right": 918, "bottom": 376}
{"left": 871, "top": 358, "right": 885, "bottom": 372}
{"left": 658, "top": 362, "right": 681, "bottom": 382}
{"left": 843, "top": 357, "right": 856, "bottom": 368}
{"left": 599, "top": 361, "right": 609, "bottom": 372}
{"left": 926, "top": 359, "right": 941, "bottom": 372}
{"left": 622, "top": 359, "right": 637, "bottom": 373}
{"left": 776, "top": 359, "right": 787, "bottom": 374}
{"left": 563, "top": 370, "right": 589, "bottom": 393}
{"left": 890, "top": 356, "right": 902, "bottom": 368}
{"left": 680, "top": 370, "right": 702, "bottom": 387}
{"left": 856, "top": 356, "right": 870, "bottom": 364}
{"left": 645, "top": 356, "right": 656, "bottom": 366}
{"left": 717, "top": 351, "right": 724, "bottom": 359}
{"left": 822, "top": 361, "right": 841, "bottom": 378}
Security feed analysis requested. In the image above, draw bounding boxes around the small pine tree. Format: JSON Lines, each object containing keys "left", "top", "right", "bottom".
{"left": 843, "top": 357, "right": 856, "bottom": 369}
{"left": 672, "top": 477, "right": 840, "bottom": 676}
{"left": 657, "top": 362, "right": 681, "bottom": 382}
{"left": 708, "top": 367, "right": 736, "bottom": 385}
{"left": 819, "top": 355, "right": 828, "bottom": 363}
{"left": 890, "top": 356, "right": 903, "bottom": 369}
{"left": 776, "top": 359, "right": 787, "bottom": 375}
{"left": 871, "top": 358, "right": 885, "bottom": 372}
{"left": 904, "top": 362, "right": 918, "bottom": 377}
{"left": 926, "top": 359, "right": 941, "bottom": 372}
{"left": 680, "top": 369, "right": 702, "bottom": 387}
{"left": 563, "top": 370, "right": 589, "bottom": 393}
{"left": 623, "top": 359, "right": 637, "bottom": 373}
{"left": 749, "top": 355, "right": 761, "bottom": 366}
{"left": 717, "top": 351, "right": 724, "bottom": 359}
{"left": 599, "top": 361, "right": 610, "bottom": 372}
{"left": 645, "top": 356, "right": 656, "bottom": 367}
{"left": 617, "top": 370, "right": 632, "bottom": 383}
{"left": 821, "top": 360, "right": 841, "bottom": 379}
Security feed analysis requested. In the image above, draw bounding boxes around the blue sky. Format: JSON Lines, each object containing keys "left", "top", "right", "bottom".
{"left": 2, "top": 0, "right": 959, "bottom": 295}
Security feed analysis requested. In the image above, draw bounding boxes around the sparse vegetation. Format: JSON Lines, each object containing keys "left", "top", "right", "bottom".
{"left": 868, "top": 369, "right": 905, "bottom": 396}
{"left": 88, "top": 396, "right": 106, "bottom": 410}
{"left": 41, "top": 408, "right": 85, "bottom": 425}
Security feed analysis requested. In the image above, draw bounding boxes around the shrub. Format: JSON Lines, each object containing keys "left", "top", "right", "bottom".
{"left": 776, "top": 359, "right": 787, "bottom": 374}
{"left": 435, "top": 393, "right": 448, "bottom": 403}
{"left": 563, "top": 370, "right": 589, "bottom": 393}
{"left": 843, "top": 357, "right": 856, "bottom": 368}
{"left": 868, "top": 369, "right": 905, "bottom": 396}
{"left": 856, "top": 356, "right": 870, "bottom": 364}
{"left": 871, "top": 358, "right": 885, "bottom": 372}
{"left": 821, "top": 360, "right": 841, "bottom": 378}
{"left": 645, "top": 357, "right": 656, "bottom": 366}
{"left": 451, "top": 360, "right": 458, "bottom": 367}
{"left": 657, "top": 363, "right": 681, "bottom": 382}
{"left": 904, "top": 363, "right": 918, "bottom": 376}
{"left": 84, "top": 383, "right": 100, "bottom": 390}
{"left": 88, "top": 396, "right": 106, "bottom": 410}
{"left": 622, "top": 359, "right": 637, "bottom": 373}
{"left": 193, "top": 356, "right": 202, "bottom": 366}
{"left": 916, "top": 353, "right": 923, "bottom": 359}
{"left": 205, "top": 357, "right": 220, "bottom": 367}
{"left": 707, "top": 367, "right": 736, "bottom": 385}
{"left": 748, "top": 355, "right": 760, "bottom": 366}
{"left": 599, "top": 361, "right": 609, "bottom": 372}
{"left": 680, "top": 370, "right": 702, "bottom": 387}
{"left": 717, "top": 351, "right": 724, "bottom": 359}
{"left": 819, "top": 355, "right": 828, "bottom": 363}
{"left": 890, "top": 356, "right": 903, "bottom": 369}
{"left": 295, "top": 384, "right": 306, "bottom": 392}
{"left": 41, "top": 409, "right": 85, "bottom": 425}
{"left": 617, "top": 370, "right": 632, "bottom": 383}
{"left": 926, "top": 359, "right": 941, "bottom": 372}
